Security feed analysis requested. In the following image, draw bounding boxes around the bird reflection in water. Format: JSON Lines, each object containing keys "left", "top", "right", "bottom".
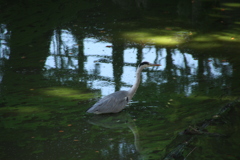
{"left": 87, "top": 112, "right": 141, "bottom": 153}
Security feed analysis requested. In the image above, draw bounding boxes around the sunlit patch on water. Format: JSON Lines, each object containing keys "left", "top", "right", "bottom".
{"left": 42, "top": 31, "right": 233, "bottom": 98}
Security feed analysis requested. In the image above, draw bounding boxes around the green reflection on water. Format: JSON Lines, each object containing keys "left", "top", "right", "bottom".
{"left": 1, "top": 0, "right": 240, "bottom": 159}
{"left": 223, "top": 3, "right": 240, "bottom": 7}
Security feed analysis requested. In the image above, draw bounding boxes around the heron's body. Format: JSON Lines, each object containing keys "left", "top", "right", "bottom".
{"left": 87, "top": 91, "right": 129, "bottom": 114}
{"left": 86, "top": 61, "right": 160, "bottom": 114}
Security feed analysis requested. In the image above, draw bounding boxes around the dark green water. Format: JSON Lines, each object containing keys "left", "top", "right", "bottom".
{"left": 0, "top": 0, "right": 240, "bottom": 159}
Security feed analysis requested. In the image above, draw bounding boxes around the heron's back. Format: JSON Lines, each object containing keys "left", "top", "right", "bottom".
{"left": 87, "top": 90, "right": 129, "bottom": 114}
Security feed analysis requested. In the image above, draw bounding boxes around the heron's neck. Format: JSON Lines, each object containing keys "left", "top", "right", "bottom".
{"left": 128, "top": 67, "right": 143, "bottom": 99}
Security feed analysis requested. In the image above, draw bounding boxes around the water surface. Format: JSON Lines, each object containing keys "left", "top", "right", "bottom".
{"left": 0, "top": 0, "right": 240, "bottom": 159}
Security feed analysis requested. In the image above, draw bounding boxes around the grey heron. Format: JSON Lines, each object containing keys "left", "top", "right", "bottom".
{"left": 86, "top": 61, "right": 160, "bottom": 114}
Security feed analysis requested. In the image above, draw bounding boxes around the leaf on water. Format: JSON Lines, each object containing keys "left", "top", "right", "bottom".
{"left": 67, "top": 124, "right": 72, "bottom": 126}
{"left": 95, "top": 151, "right": 99, "bottom": 153}
{"left": 59, "top": 130, "right": 64, "bottom": 132}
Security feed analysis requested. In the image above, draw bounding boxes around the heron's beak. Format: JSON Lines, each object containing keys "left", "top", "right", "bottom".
{"left": 150, "top": 63, "right": 161, "bottom": 66}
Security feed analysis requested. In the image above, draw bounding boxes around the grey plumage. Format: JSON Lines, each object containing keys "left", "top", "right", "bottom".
{"left": 86, "top": 61, "right": 160, "bottom": 114}
{"left": 87, "top": 91, "right": 129, "bottom": 114}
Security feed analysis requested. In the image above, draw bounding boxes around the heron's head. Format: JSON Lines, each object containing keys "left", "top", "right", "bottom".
{"left": 138, "top": 61, "right": 161, "bottom": 68}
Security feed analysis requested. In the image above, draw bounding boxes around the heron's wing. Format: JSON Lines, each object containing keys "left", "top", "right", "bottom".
{"left": 87, "top": 91, "right": 129, "bottom": 114}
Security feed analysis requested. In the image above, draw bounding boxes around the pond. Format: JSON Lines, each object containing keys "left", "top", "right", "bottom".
{"left": 0, "top": 0, "right": 240, "bottom": 159}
